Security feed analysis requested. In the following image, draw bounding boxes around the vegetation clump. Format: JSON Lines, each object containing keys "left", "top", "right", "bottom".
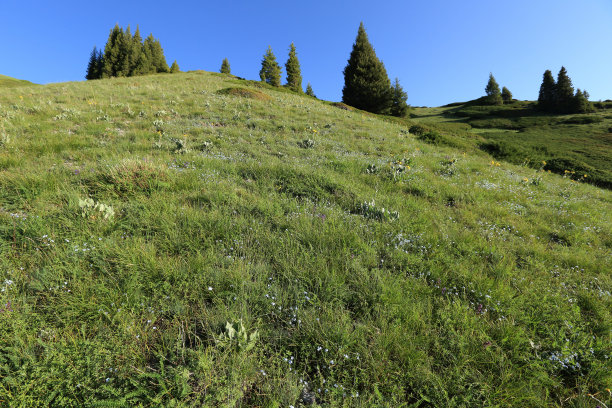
{"left": 217, "top": 87, "right": 271, "bottom": 101}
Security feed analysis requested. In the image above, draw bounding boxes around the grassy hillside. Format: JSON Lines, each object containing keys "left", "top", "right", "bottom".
{"left": 0, "top": 74, "right": 35, "bottom": 88}
{"left": 0, "top": 72, "right": 611, "bottom": 407}
{"left": 410, "top": 100, "right": 612, "bottom": 189}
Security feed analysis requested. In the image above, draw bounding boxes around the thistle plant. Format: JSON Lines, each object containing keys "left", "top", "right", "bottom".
{"left": 216, "top": 320, "right": 259, "bottom": 352}
{"left": 359, "top": 200, "right": 399, "bottom": 221}
{"left": 298, "top": 139, "right": 315, "bottom": 149}
{"left": 79, "top": 198, "right": 115, "bottom": 220}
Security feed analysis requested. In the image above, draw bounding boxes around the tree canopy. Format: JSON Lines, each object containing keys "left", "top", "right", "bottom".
{"left": 86, "top": 25, "right": 173, "bottom": 80}
{"left": 342, "top": 22, "right": 393, "bottom": 114}
{"left": 390, "top": 78, "right": 409, "bottom": 117}
{"left": 484, "top": 73, "right": 502, "bottom": 105}
{"left": 538, "top": 67, "right": 591, "bottom": 114}
{"left": 220, "top": 58, "right": 231, "bottom": 74}
{"left": 259, "top": 46, "right": 282, "bottom": 87}
{"left": 285, "top": 43, "right": 303, "bottom": 93}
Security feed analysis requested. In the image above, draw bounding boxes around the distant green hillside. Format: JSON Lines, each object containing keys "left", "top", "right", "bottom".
{"left": 411, "top": 100, "right": 612, "bottom": 189}
{"left": 0, "top": 72, "right": 610, "bottom": 406}
{"left": 0, "top": 74, "right": 35, "bottom": 88}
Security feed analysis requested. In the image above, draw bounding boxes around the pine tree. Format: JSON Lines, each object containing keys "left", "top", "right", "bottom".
{"left": 86, "top": 46, "right": 99, "bottom": 80}
{"left": 390, "top": 78, "right": 409, "bottom": 117}
{"left": 170, "top": 60, "right": 180, "bottom": 73}
{"left": 342, "top": 22, "right": 393, "bottom": 114}
{"left": 538, "top": 70, "right": 556, "bottom": 112}
{"left": 285, "top": 43, "right": 303, "bottom": 93}
{"left": 259, "top": 46, "right": 282, "bottom": 87}
{"left": 484, "top": 73, "right": 502, "bottom": 105}
{"left": 555, "top": 66, "right": 575, "bottom": 113}
{"left": 501, "top": 86, "right": 513, "bottom": 104}
{"left": 305, "top": 82, "right": 316, "bottom": 98}
{"left": 220, "top": 58, "right": 231, "bottom": 74}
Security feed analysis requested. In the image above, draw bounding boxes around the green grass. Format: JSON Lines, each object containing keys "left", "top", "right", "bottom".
{"left": 0, "top": 74, "right": 36, "bottom": 88}
{"left": 411, "top": 101, "right": 612, "bottom": 189}
{"left": 0, "top": 72, "right": 611, "bottom": 407}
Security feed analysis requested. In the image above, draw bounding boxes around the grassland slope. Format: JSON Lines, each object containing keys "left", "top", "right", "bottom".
{"left": 411, "top": 100, "right": 612, "bottom": 189}
{"left": 0, "top": 72, "right": 610, "bottom": 407}
{"left": 0, "top": 74, "right": 36, "bottom": 88}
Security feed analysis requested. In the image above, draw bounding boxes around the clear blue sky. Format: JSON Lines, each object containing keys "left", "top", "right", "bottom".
{"left": 1, "top": 0, "right": 611, "bottom": 106}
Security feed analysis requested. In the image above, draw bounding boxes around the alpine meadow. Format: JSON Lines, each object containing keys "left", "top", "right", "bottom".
{"left": 0, "top": 11, "right": 611, "bottom": 408}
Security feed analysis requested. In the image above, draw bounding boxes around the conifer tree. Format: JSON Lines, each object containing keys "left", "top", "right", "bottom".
{"left": 170, "top": 60, "right": 180, "bottom": 73}
{"left": 538, "top": 69, "right": 556, "bottom": 112}
{"left": 95, "top": 25, "right": 172, "bottom": 78}
{"left": 501, "top": 86, "right": 513, "bottom": 104}
{"left": 95, "top": 49, "right": 104, "bottom": 79}
{"left": 342, "top": 22, "right": 392, "bottom": 114}
{"left": 259, "top": 46, "right": 282, "bottom": 87}
{"left": 220, "top": 58, "right": 231, "bottom": 74}
{"left": 285, "top": 43, "right": 303, "bottom": 93}
{"left": 484, "top": 73, "right": 502, "bottom": 105}
{"left": 555, "top": 66, "right": 575, "bottom": 113}
{"left": 86, "top": 46, "right": 99, "bottom": 80}
{"left": 114, "top": 25, "right": 133, "bottom": 77}
{"left": 390, "top": 78, "right": 409, "bottom": 117}
{"left": 129, "top": 26, "right": 145, "bottom": 76}
{"left": 572, "top": 89, "right": 591, "bottom": 113}
{"left": 305, "top": 82, "right": 316, "bottom": 98}
{"left": 144, "top": 34, "right": 169, "bottom": 73}
{"left": 102, "top": 24, "right": 124, "bottom": 78}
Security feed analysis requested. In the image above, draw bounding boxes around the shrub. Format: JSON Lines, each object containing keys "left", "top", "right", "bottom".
{"left": 217, "top": 87, "right": 271, "bottom": 101}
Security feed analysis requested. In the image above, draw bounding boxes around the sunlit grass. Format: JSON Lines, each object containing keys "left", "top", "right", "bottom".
{"left": 0, "top": 72, "right": 610, "bottom": 407}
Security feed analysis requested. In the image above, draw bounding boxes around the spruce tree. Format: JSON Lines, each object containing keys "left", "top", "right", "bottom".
{"left": 144, "top": 35, "right": 169, "bottom": 73}
{"left": 342, "top": 22, "right": 392, "bottom": 114}
{"left": 95, "top": 49, "right": 104, "bottom": 79}
{"left": 555, "top": 66, "right": 575, "bottom": 113}
{"left": 305, "top": 82, "right": 316, "bottom": 98}
{"left": 538, "top": 69, "right": 556, "bottom": 111}
{"left": 572, "top": 89, "right": 591, "bottom": 113}
{"left": 484, "top": 73, "right": 502, "bottom": 105}
{"left": 86, "top": 46, "right": 99, "bottom": 80}
{"left": 390, "top": 78, "right": 409, "bottom": 117}
{"left": 102, "top": 24, "right": 123, "bottom": 78}
{"left": 501, "top": 86, "right": 513, "bottom": 104}
{"left": 285, "top": 43, "right": 303, "bottom": 93}
{"left": 170, "top": 60, "right": 180, "bottom": 73}
{"left": 259, "top": 46, "right": 282, "bottom": 87}
{"left": 129, "top": 26, "right": 145, "bottom": 76}
{"left": 220, "top": 58, "right": 231, "bottom": 74}
{"left": 115, "top": 25, "right": 132, "bottom": 77}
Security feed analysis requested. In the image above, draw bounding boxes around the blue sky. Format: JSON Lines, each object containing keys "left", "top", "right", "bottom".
{"left": 1, "top": 0, "right": 611, "bottom": 106}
